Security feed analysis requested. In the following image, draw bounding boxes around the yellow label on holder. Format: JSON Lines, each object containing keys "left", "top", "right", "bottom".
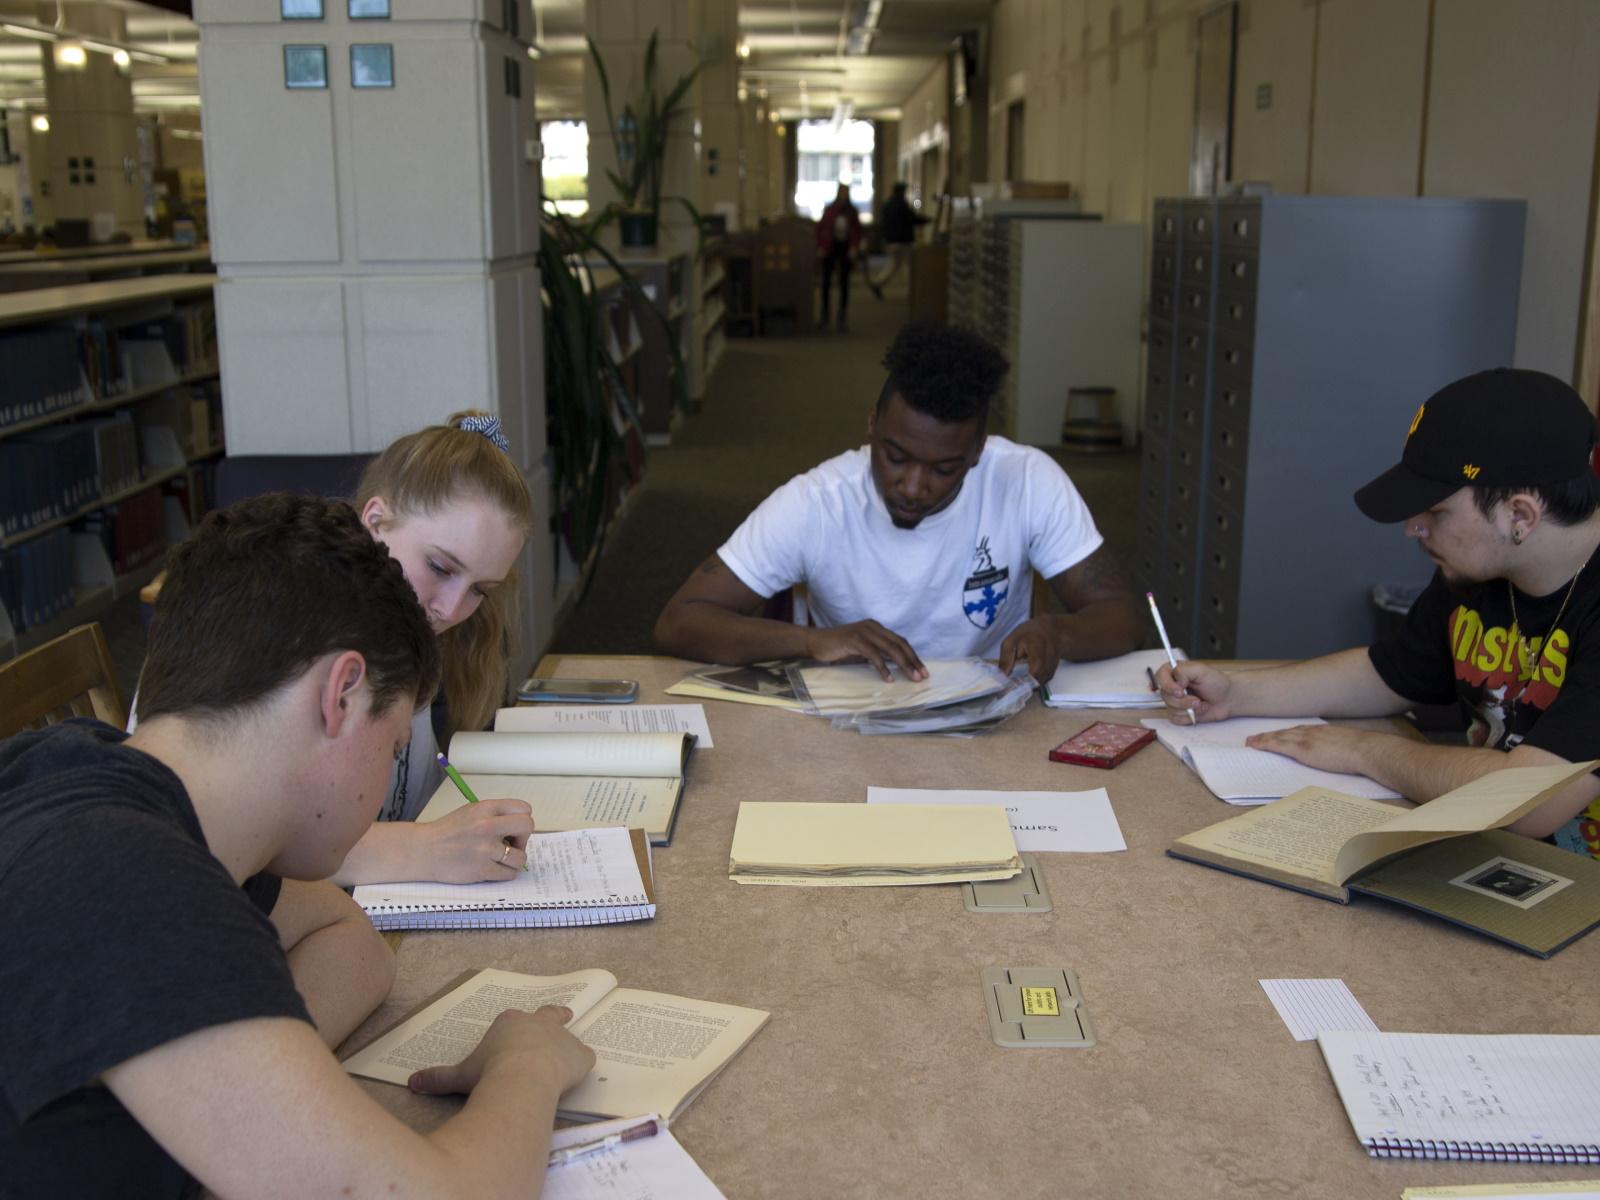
{"left": 1021, "top": 986, "right": 1060, "bottom": 1016}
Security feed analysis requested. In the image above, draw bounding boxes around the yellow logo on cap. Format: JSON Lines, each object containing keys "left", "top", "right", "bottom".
{"left": 1462, "top": 464, "right": 1481, "bottom": 480}
{"left": 1407, "top": 403, "right": 1426, "bottom": 438}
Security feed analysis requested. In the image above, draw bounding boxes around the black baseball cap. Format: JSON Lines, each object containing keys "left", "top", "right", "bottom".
{"left": 1353, "top": 368, "right": 1597, "bottom": 523}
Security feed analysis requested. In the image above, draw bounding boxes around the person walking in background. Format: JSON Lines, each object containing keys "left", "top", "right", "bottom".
{"left": 817, "top": 183, "right": 863, "bottom": 333}
{"left": 868, "top": 182, "right": 930, "bottom": 300}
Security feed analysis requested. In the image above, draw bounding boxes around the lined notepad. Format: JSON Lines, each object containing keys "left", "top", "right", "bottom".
{"left": 352, "top": 827, "right": 655, "bottom": 930}
{"left": 1142, "top": 716, "right": 1402, "bottom": 804}
{"left": 1318, "top": 1031, "right": 1600, "bottom": 1162}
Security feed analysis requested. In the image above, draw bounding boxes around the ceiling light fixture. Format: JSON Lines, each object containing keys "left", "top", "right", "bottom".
{"left": 736, "top": 39, "right": 750, "bottom": 59}
{"left": 54, "top": 42, "right": 87, "bottom": 68}
{"left": 30, "top": 113, "right": 47, "bottom": 131}
{"left": 3, "top": 22, "right": 56, "bottom": 41}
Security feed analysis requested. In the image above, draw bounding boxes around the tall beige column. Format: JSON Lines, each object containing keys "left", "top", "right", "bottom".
{"left": 194, "top": 0, "right": 553, "bottom": 653}
{"left": 691, "top": 0, "right": 738, "bottom": 225}
{"left": 38, "top": 3, "right": 143, "bottom": 237}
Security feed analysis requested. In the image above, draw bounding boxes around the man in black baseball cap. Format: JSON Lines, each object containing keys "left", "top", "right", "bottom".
{"left": 1154, "top": 368, "right": 1600, "bottom": 858}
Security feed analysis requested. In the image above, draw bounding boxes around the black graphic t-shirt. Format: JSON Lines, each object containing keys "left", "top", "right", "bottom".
{"left": 1368, "top": 560, "right": 1600, "bottom": 859}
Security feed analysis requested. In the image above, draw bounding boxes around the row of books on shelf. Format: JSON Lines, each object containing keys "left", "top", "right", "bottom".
{"left": 0, "top": 469, "right": 211, "bottom": 637}
{"left": 0, "top": 528, "right": 75, "bottom": 636}
{"left": 0, "top": 386, "right": 222, "bottom": 540}
{"left": 1, "top": 299, "right": 218, "bottom": 430}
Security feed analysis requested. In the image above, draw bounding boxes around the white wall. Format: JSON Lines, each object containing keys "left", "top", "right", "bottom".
{"left": 978, "top": 0, "right": 1600, "bottom": 382}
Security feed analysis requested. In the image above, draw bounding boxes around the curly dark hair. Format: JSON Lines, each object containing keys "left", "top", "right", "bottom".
{"left": 139, "top": 492, "right": 441, "bottom": 724}
{"left": 876, "top": 320, "right": 1010, "bottom": 422}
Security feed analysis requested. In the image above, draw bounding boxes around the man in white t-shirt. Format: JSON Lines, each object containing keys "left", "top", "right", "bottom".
{"left": 654, "top": 321, "right": 1143, "bottom": 682}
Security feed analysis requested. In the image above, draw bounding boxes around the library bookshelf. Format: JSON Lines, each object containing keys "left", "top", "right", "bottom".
{"left": 0, "top": 274, "right": 223, "bottom": 663}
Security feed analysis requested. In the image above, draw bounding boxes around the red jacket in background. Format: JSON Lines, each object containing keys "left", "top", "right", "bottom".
{"left": 816, "top": 198, "right": 864, "bottom": 253}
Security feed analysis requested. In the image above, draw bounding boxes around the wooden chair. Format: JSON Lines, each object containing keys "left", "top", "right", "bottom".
{"left": 0, "top": 623, "right": 127, "bottom": 740}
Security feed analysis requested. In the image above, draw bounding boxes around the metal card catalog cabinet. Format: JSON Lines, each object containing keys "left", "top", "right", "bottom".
{"left": 1138, "top": 196, "right": 1526, "bottom": 659}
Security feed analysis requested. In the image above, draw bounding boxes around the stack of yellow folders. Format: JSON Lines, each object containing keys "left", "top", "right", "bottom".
{"left": 728, "top": 801, "right": 1021, "bottom": 886}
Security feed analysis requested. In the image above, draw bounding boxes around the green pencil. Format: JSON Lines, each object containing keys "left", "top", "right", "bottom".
{"left": 435, "top": 752, "right": 481, "bottom": 804}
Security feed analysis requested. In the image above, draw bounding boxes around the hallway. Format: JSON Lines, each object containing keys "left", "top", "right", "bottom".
{"left": 548, "top": 289, "right": 1142, "bottom": 657}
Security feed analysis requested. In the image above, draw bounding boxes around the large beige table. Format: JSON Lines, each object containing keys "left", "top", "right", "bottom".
{"left": 345, "top": 655, "right": 1598, "bottom": 1197}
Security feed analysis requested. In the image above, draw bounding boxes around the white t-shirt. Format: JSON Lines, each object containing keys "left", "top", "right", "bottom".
{"left": 717, "top": 436, "right": 1103, "bottom": 659}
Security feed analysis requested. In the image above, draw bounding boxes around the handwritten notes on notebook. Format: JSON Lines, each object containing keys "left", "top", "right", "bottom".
{"left": 1257, "top": 979, "right": 1377, "bottom": 1041}
{"left": 544, "top": 1116, "right": 726, "bottom": 1200}
{"left": 1317, "top": 1031, "right": 1600, "bottom": 1161}
{"left": 1141, "top": 716, "right": 1402, "bottom": 804}
{"left": 866, "top": 787, "right": 1126, "bottom": 853}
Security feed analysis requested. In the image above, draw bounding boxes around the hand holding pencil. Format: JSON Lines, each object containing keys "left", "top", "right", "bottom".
{"left": 1145, "top": 592, "right": 1199, "bottom": 725}
{"left": 1152, "top": 659, "right": 1234, "bottom": 724}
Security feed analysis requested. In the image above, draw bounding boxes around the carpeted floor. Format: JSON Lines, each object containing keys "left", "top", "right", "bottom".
{"left": 102, "top": 281, "right": 1141, "bottom": 694}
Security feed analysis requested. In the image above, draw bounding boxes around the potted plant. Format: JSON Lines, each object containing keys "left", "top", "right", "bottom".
{"left": 587, "top": 30, "right": 705, "bottom": 248}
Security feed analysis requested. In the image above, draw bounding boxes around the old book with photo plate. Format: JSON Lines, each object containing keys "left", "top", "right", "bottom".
{"left": 419, "top": 728, "right": 694, "bottom": 846}
{"left": 343, "top": 967, "right": 768, "bottom": 1124}
{"left": 1167, "top": 761, "right": 1600, "bottom": 956}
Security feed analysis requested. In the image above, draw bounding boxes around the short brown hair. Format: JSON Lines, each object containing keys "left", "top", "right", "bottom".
{"left": 138, "top": 493, "right": 441, "bottom": 723}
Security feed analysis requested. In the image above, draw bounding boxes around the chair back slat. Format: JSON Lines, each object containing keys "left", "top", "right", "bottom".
{"left": 0, "top": 624, "right": 127, "bottom": 741}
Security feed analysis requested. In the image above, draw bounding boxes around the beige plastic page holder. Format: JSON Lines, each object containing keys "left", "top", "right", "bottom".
{"left": 964, "top": 853, "right": 1052, "bottom": 912}
{"left": 982, "top": 967, "right": 1096, "bottom": 1049}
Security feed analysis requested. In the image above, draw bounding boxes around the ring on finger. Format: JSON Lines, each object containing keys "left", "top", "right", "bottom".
{"left": 498, "top": 843, "right": 512, "bottom": 866}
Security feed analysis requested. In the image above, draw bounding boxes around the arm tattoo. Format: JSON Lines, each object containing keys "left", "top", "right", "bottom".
{"left": 696, "top": 555, "right": 725, "bottom": 577}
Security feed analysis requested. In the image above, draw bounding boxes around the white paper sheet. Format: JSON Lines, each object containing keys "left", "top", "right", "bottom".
{"left": 1258, "top": 978, "right": 1378, "bottom": 1042}
{"left": 866, "top": 786, "right": 1127, "bottom": 853}
{"left": 545, "top": 1115, "right": 727, "bottom": 1200}
{"left": 1040, "top": 648, "right": 1184, "bottom": 708}
{"left": 1141, "top": 716, "right": 1402, "bottom": 803}
{"left": 495, "top": 704, "right": 714, "bottom": 748}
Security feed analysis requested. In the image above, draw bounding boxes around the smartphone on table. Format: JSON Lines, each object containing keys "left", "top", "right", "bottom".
{"left": 516, "top": 677, "right": 640, "bottom": 704}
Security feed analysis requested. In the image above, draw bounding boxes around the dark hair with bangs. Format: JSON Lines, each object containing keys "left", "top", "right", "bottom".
{"left": 876, "top": 320, "right": 1009, "bottom": 423}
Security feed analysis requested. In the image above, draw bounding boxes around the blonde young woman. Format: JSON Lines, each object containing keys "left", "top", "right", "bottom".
{"left": 330, "top": 411, "right": 539, "bottom": 886}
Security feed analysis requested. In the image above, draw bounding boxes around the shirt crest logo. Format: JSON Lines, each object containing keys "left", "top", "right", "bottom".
{"left": 962, "top": 536, "right": 1010, "bottom": 629}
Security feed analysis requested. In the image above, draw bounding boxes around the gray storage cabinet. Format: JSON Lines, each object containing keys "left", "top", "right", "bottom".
{"left": 1138, "top": 195, "right": 1526, "bottom": 659}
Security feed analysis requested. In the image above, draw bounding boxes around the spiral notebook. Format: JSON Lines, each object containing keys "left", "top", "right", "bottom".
{"left": 351, "top": 826, "right": 655, "bottom": 931}
{"left": 1318, "top": 1031, "right": 1600, "bottom": 1163}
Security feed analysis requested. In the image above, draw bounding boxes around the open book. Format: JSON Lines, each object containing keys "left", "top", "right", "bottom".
{"left": 352, "top": 826, "right": 656, "bottom": 931}
{"left": 420, "top": 727, "right": 695, "bottom": 846}
{"left": 729, "top": 801, "right": 1021, "bottom": 886}
{"left": 1318, "top": 1031, "right": 1600, "bottom": 1162}
{"left": 1142, "top": 716, "right": 1402, "bottom": 803}
{"left": 343, "top": 967, "right": 768, "bottom": 1124}
{"left": 1168, "top": 761, "right": 1600, "bottom": 956}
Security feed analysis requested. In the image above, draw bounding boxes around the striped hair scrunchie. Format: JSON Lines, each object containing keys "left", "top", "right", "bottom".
{"left": 456, "top": 413, "right": 511, "bottom": 455}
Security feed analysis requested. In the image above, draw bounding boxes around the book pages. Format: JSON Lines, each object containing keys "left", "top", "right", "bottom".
{"left": 561, "top": 989, "right": 770, "bottom": 1123}
{"left": 1333, "top": 761, "right": 1597, "bottom": 880}
{"left": 794, "top": 659, "right": 1006, "bottom": 716}
{"left": 1174, "top": 788, "right": 1398, "bottom": 892}
{"left": 494, "top": 703, "right": 714, "bottom": 748}
{"left": 343, "top": 967, "right": 617, "bottom": 1085}
{"left": 450, "top": 731, "right": 689, "bottom": 777}
{"left": 418, "top": 774, "right": 682, "bottom": 843}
